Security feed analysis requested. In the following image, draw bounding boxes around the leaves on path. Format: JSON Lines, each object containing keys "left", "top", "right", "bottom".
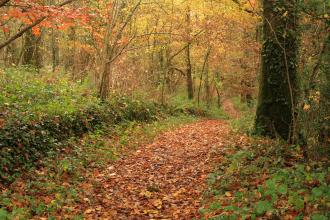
{"left": 81, "top": 120, "right": 230, "bottom": 219}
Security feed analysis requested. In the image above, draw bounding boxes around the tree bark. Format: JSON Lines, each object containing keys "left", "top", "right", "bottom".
{"left": 51, "top": 29, "right": 59, "bottom": 72}
{"left": 185, "top": 43, "right": 194, "bottom": 99}
{"left": 255, "top": 0, "right": 298, "bottom": 141}
{"left": 214, "top": 70, "right": 222, "bottom": 109}
{"left": 198, "top": 46, "right": 211, "bottom": 105}
{"left": 319, "top": 35, "right": 330, "bottom": 145}
{"left": 185, "top": 3, "right": 193, "bottom": 100}
{"left": 21, "top": 29, "right": 42, "bottom": 68}
{"left": 98, "top": 0, "right": 142, "bottom": 100}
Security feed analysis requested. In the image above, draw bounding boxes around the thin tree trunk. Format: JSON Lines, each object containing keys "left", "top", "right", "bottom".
{"left": 205, "top": 59, "right": 210, "bottom": 108}
{"left": 215, "top": 84, "right": 221, "bottom": 108}
{"left": 185, "top": 43, "right": 193, "bottom": 99}
{"left": 185, "top": 3, "right": 193, "bottom": 100}
{"left": 51, "top": 29, "right": 59, "bottom": 72}
{"left": 198, "top": 46, "right": 211, "bottom": 105}
{"left": 21, "top": 29, "right": 42, "bottom": 68}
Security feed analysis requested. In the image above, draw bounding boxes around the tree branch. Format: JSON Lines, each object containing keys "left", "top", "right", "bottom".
{"left": 108, "top": 0, "right": 143, "bottom": 57}
{"left": 169, "top": 29, "right": 204, "bottom": 62}
{"left": 0, "top": 0, "right": 10, "bottom": 8}
{"left": 0, "top": 0, "right": 75, "bottom": 50}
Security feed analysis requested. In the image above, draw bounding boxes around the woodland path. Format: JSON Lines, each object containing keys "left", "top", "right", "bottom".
{"left": 82, "top": 120, "right": 231, "bottom": 219}
{"left": 222, "top": 98, "right": 240, "bottom": 119}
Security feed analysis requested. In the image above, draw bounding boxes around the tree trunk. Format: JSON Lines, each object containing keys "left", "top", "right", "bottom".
{"left": 255, "top": 0, "right": 298, "bottom": 141}
{"left": 205, "top": 58, "right": 210, "bottom": 108}
{"left": 99, "top": 62, "right": 112, "bottom": 100}
{"left": 214, "top": 70, "right": 222, "bottom": 109}
{"left": 21, "top": 29, "right": 42, "bottom": 68}
{"left": 51, "top": 29, "right": 59, "bottom": 72}
{"left": 185, "top": 3, "right": 193, "bottom": 100}
{"left": 319, "top": 35, "right": 330, "bottom": 145}
{"left": 99, "top": 22, "right": 112, "bottom": 100}
{"left": 185, "top": 43, "right": 194, "bottom": 99}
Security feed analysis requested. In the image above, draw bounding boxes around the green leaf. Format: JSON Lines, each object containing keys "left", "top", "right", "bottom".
{"left": 277, "top": 184, "right": 288, "bottom": 195}
{"left": 266, "top": 179, "right": 276, "bottom": 190}
{"left": 311, "top": 214, "right": 327, "bottom": 220}
{"left": 311, "top": 187, "right": 323, "bottom": 198}
{"left": 0, "top": 209, "right": 8, "bottom": 220}
{"left": 255, "top": 200, "right": 272, "bottom": 216}
{"left": 288, "top": 193, "right": 304, "bottom": 210}
{"left": 209, "top": 202, "right": 222, "bottom": 211}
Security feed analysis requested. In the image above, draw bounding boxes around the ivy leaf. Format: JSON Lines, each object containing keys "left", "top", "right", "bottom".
{"left": 311, "top": 214, "right": 327, "bottom": 220}
{"left": 288, "top": 193, "right": 304, "bottom": 210}
{"left": 311, "top": 187, "right": 323, "bottom": 198}
{"left": 277, "top": 184, "right": 288, "bottom": 195}
{"left": 0, "top": 209, "right": 8, "bottom": 220}
{"left": 255, "top": 200, "right": 272, "bottom": 216}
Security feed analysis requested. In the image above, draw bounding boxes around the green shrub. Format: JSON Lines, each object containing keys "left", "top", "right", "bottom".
{"left": 168, "top": 92, "right": 228, "bottom": 118}
{"left": 230, "top": 97, "right": 256, "bottom": 134}
{"left": 0, "top": 68, "right": 164, "bottom": 183}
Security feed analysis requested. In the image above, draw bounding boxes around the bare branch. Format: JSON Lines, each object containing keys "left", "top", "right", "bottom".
{"left": 108, "top": 35, "right": 136, "bottom": 64}
{"left": 109, "top": 0, "right": 143, "bottom": 56}
{"left": 169, "top": 29, "right": 204, "bottom": 62}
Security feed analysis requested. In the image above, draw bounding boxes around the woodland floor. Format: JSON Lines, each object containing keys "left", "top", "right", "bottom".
{"left": 81, "top": 120, "right": 230, "bottom": 219}
{"left": 4, "top": 100, "right": 327, "bottom": 219}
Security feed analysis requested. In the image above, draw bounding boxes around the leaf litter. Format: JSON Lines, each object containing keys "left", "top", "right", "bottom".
{"left": 81, "top": 120, "right": 230, "bottom": 219}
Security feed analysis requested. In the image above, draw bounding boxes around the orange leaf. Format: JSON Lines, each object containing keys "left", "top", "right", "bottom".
{"left": 32, "top": 26, "right": 41, "bottom": 36}
{"left": 2, "top": 27, "right": 9, "bottom": 34}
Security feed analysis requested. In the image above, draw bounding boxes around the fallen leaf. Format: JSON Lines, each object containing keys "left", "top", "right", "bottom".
{"left": 225, "top": 191, "right": 232, "bottom": 197}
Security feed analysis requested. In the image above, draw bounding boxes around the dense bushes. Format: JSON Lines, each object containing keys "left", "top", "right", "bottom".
{"left": 0, "top": 102, "right": 159, "bottom": 182}
{"left": 0, "top": 68, "right": 164, "bottom": 183}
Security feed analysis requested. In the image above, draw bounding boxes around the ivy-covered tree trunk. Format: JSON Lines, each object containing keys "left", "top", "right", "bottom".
{"left": 255, "top": 0, "right": 298, "bottom": 141}
{"left": 319, "top": 34, "right": 330, "bottom": 145}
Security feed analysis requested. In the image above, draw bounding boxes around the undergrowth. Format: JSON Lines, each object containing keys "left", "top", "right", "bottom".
{"left": 229, "top": 97, "right": 255, "bottom": 134}
{"left": 0, "top": 67, "right": 201, "bottom": 219}
{"left": 203, "top": 98, "right": 329, "bottom": 219}
{"left": 201, "top": 136, "right": 329, "bottom": 219}
{"left": 168, "top": 92, "right": 228, "bottom": 119}
{"left": 0, "top": 67, "right": 171, "bottom": 183}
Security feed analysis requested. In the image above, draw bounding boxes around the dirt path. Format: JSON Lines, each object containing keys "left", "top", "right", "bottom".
{"left": 222, "top": 99, "right": 240, "bottom": 119}
{"left": 83, "top": 120, "right": 230, "bottom": 219}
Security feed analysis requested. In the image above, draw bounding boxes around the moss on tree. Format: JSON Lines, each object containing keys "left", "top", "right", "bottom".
{"left": 255, "top": 0, "right": 298, "bottom": 140}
